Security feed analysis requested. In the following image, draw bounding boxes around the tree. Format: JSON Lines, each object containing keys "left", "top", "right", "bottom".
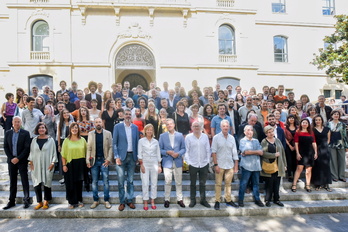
{"left": 312, "top": 15, "right": 348, "bottom": 84}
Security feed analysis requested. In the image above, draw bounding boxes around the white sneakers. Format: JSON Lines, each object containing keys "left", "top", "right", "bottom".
{"left": 105, "top": 201, "right": 112, "bottom": 209}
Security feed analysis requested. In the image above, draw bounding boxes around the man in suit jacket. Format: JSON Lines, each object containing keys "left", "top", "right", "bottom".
{"left": 3, "top": 116, "right": 31, "bottom": 209}
{"left": 113, "top": 109, "right": 139, "bottom": 211}
{"left": 159, "top": 118, "right": 186, "bottom": 208}
{"left": 267, "top": 114, "right": 286, "bottom": 149}
{"left": 85, "top": 81, "right": 102, "bottom": 110}
{"left": 315, "top": 95, "right": 332, "bottom": 124}
{"left": 86, "top": 118, "right": 113, "bottom": 209}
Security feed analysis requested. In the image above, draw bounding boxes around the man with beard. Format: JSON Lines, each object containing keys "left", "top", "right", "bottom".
{"left": 87, "top": 118, "right": 113, "bottom": 209}
{"left": 85, "top": 81, "right": 102, "bottom": 110}
{"left": 69, "top": 81, "right": 79, "bottom": 103}
{"left": 227, "top": 98, "right": 240, "bottom": 136}
{"left": 266, "top": 114, "right": 286, "bottom": 149}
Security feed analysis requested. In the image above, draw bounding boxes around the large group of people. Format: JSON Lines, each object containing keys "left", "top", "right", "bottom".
{"left": 1, "top": 80, "right": 348, "bottom": 211}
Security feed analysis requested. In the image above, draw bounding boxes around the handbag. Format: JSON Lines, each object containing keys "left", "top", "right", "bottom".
{"left": 262, "top": 159, "right": 278, "bottom": 174}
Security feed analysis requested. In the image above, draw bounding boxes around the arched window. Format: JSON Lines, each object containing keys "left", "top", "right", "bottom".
{"left": 273, "top": 36, "right": 288, "bottom": 62}
{"left": 219, "top": 24, "right": 235, "bottom": 54}
{"left": 28, "top": 75, "right": 53, "bottom": 96}
{"left": 32, "top": 20, "right": 49, "bottom": 51}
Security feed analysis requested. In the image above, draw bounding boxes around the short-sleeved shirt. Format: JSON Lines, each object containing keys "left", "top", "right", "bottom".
{"left": 239, "top": 137, "right": 262, "bottom": 172}
{"left": 211, "top": 115, "right": 233, "bottom": 135}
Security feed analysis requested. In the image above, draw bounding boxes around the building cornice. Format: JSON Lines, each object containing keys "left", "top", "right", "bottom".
{"left": 255, "top": 20, "right": 334, "bottom": 28}
{"left": 7, "top": 62, "right": 111, "bottom": 68}
{"left": 0, "top": 14, "right": 10, "bottom": 19}
{"left": 160, "top": 64, "right": 259, "bottom": 70}
{"left": 6, "top": 4, "right": 72, "bottom": 9}
{"left": 257, "top": 71, "right": 327, "bottom": 77}
{"left": 194, "top": 8, "right": 257, "bottom": 15}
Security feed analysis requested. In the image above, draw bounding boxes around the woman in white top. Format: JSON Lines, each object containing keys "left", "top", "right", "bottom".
{"left": 138, "top": 123, "right": 162, "bottom": 211}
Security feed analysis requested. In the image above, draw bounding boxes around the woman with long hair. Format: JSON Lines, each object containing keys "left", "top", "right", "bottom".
{"left": 189, "top": 104, "right": 204, "bottom": 132}
{"left": 48, "top": 90, "right": 57, "bottom": 107}
{"left": 295, "top": 100, "right": 304, "bottom": 118}
{"left": 101, "top": 99, "right": 117, "bottom": 135}
{"left": 328, "top": 109, "right": 348, "bottom": 182}
{"left": 304, "top": 106, "right": 317, "bottom": 124}
{"left": 144, "top": 102, "right": 159, "bottom": 139}
{"left": 29, "top": 122, "right": 57, "bottom": 210}
{"left": 300, "top": 94, "right": 310, "bottom": 109}
{"left": 102, "top": 90, "right": 113, "bottom": 111}
{"left": 158, "top": 108, "right": 168, "bottom": 136}
{"left": 61, "top": 122, "right": 87, "bottom": 209}
{"left": 35, "top": 96, "right": 46, "bottom": 114}
{"left": 311, "top": 114, "right": 332, "bottom": 191}
{"left": 138, "top": 97, "right": 148, "bottom": 119}
{"left": 77, "top": 106, "right": 95, "bottom": 141}
{"left": 1, "top": 93, "right": 17, "bottom": 132}
{"left": 203, "top": 104, "right": 215, "bottom": 145}
{"left": 288, "top": 106, "right": 300, "bottom": 122}
{"left": 234, "top": 93, "right": 245, "bottom": 110}
{"left": 15, "top": 88, "right": 25, "bottom": 104}
{"left": 172, "top": 101, "right": 190, "bottom": 136}
{"left": 15, "top": 93, "right": 28, "bottom": 117}
{"left": 284, "top": 114, "right": 298, "bottom": 182}
{"left": 291, "top": 118, "right": 317, "bottom": 192}
{"left": 138, "top": 124, "right": 162, "bottom": 210}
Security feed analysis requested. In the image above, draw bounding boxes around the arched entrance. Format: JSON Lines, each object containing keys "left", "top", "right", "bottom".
{"left": 115, "top": 44, "right": 155, "bottom": 91}
{"left": 123, "top": 73, "right": 148, "bottom": 90}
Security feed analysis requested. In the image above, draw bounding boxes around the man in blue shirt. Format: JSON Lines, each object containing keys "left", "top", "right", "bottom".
{"left": 211, "top": 103, "right": 233, "bottom": 137}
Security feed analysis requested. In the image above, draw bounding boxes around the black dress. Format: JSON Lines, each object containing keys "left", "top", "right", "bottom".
{"left": 172, "top": 112, "right": 190, "bottom": 136}
{"left": 311, "top": 127, "right": 332, "bottom": 186}
{"left": 145, "top": 116, "right": 159, "bottom": 139}
{"left": 285, "top": 128, "right": 297, "bottom": 177}
{"left": 294, "top": 131, "right": 315, "bottom": 167}
{"left": 101, "top": 110, "right": 118, "bottom": 135}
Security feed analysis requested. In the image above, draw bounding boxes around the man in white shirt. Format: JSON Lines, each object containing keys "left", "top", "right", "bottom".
{"left": 185, "top": 121, "right": 211, "bottom": 208}
{"left": 212, "top": 119, "right": 239, "bottom": 210}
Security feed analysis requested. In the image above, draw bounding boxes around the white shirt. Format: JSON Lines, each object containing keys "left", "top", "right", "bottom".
{"left": 137, "top": 137, "right": 161, "bottom": 162}
{"left": 185, "top": 133, "right": 211, "bottom": 168}
{"left": 169, "top": 132, "right": 175, "bottom": 148}
{"left": 124, "top": 122, "right": 133, "bottom": 152}
{"left": 211, "top": 132, "right": 238, "bottom": 169}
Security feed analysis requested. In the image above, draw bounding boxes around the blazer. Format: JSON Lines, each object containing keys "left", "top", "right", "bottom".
{"left": 113, "top": 122, "right": 139, "bottom": 161}
{"left": 86, "top": 129, "right": 113, "bottom": 166}
{"left": 315, "top": 105, "right": 332, "bottom": 121}
{"left": 159, "top": 131, "right": 186, "bottom": 168}
{"left": 85, "top": 93, "right": 102, "bottom": 110}
{"left": 4, "top": 129, "right": 31, "bottom": 163}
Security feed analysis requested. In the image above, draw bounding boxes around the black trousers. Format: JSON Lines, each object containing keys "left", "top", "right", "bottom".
{"left": 8, "top": 161, "right": 30, "bottom": 203}
{"left": 189, "top": 164, "right": 209, "bottom": 202}
{"left": 264, "top": 172, "right": 281, "bottom": 202}
{"left": 34, "top": 183, "right": 52, "bottom": 203}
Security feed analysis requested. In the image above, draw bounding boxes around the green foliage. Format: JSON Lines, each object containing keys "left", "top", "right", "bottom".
{"left": 312, "top": 15, "right": 348, "bottom": 84}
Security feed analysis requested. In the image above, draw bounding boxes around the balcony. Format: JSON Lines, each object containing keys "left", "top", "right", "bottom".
{"left": 30, "top": 0, "right": 49, "bottom": 2}
{"left": 30, "top": 51, "right": 50, "bottom": 60}
{"left": 219, "top": 54, "right": 237, "bottom": 63}
{"left": 216, "top": 0, "right": 235, "bottom": 7}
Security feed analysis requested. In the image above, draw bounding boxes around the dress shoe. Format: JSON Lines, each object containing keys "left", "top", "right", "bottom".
{"left": 265, "top": 201, "right": 271, "bottom": 207}
{"left": 34, "top": 202, "right": 43, "bottom": 210}
{"left": 226, "top": 201, "right": 238, "bottom": 208}
{"left": 127, "top": 202, "right": 136, "bottom": 209}
{"left": 105, "top": 201, "right": 112, "bottom": 209}
{"left": 3, "top": 202, "right": 15, "bottom": 210}
{"left": 238, "top": 201, "right": 244, "bottom": 207}
{"left": 339, "top": 178, "right": 347, "bottom": 182}
{"left": 214, "top": 201, "right": 220, "bottom": 210}
{"left": 90, "top": 201, "right": 99, "bottom": 209}
{"left": 164, "top": 200, "right": 170, "bottom": 208}
{"left": 151, "top": 205, "right": 157, "bottom": 210}
{"left": 177, "top": 200, "right": 185, "bottom": 208}
{"left": 189, "top": 201, "right": 196, "bottom": 208}
{"left": 333, "top": 179, "right": 338, "bottom": 182}
{"left": 255, "top": 200, "right": 265, "bottom": 207}
{"left": 23, "top": 202, "right": 30, "bottom": 209}
{"left": 274, "top": 201, "right": 284, "bottom": 207}
{"left": 200, "top": 201, "right": 211, "bottom": 208}
{"left": 143, "top": 206, "right": 148, "bottom": 211}
{"left": 118, "top": 204, "right": 125, "bottom": 211}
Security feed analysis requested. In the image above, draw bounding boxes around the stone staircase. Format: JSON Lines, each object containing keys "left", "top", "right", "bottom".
{"left": 0, "top": 135, "right": 348, "bottom": 218}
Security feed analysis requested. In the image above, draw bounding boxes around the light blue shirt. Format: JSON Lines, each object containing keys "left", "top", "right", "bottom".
{"left": 12, "top": 130, "right": 20, "bottom": 156}
{"left": 211, "top": 115, "right": 233, "bottom": 135}
{"left": 239, "top": 137, "right": 262, "bottom": 172}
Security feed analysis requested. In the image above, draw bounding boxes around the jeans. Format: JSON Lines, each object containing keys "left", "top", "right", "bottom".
{"left": 91, "top": 157, "right": 110, "bottom": 202}
{"left": 238, "top": 167, "right": 261, "bottom": 202}
{"left": 115, "top": 153, "right": 136, "bottom": 204}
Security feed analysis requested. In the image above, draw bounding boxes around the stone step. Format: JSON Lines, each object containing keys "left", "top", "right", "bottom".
{"left": 0, "top": 178, "right": 347, "bottom": 192}
{"left": 1, "top": 200, "right": 348, "bottom": 218}
{"left": 0, "top": 187, "right": 347, "bottom": 205}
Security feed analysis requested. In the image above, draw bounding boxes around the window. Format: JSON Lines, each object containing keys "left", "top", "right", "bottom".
{"left": 335, "top": 90, "right": 342, "bottom": 99}
{"left": 273, "top": 36, "right": 288, "bottom": 62}
{"left": 32, "top": 20, "right": 49, "bottom": 51}
{"left": 28, "top": 75, "right": 53, "bottom": 96}
{"left": 323, "top": 90, "right": 331, "bottom": 98}
{"left": 272, "top": 0, "right": 286, "bottom": 13}
{"left": 219, "top": 25, "right": 235, "bottom": 54}
{"left": 322, "top": 0, "right": 335, "bottom": 15}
